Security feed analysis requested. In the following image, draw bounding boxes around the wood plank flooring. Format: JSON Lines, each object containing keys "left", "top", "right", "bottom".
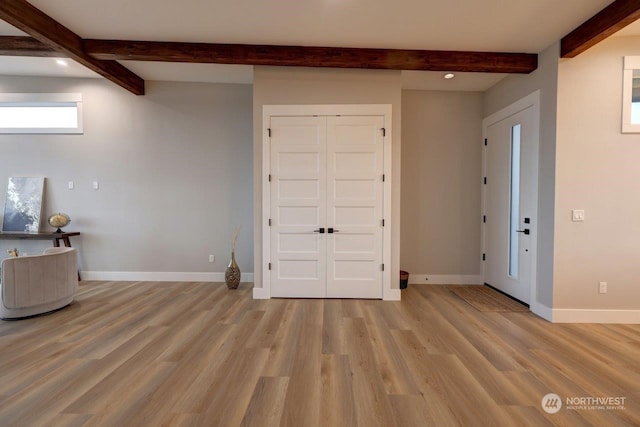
{"left": 0, "top": 281, "right": 638, "bottom": 426}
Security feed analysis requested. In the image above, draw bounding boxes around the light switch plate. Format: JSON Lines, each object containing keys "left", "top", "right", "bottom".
{"left": 68, "top": 181, "right": 74, "bottom": 190}
{"left": 92, "top": 181, "right": 99, "bottom": 190}
{"left": 599, "top": 281, "right": 607, "bottom": 294}
{"left": 572, "top": 209, "right": 585, "bottom": 222}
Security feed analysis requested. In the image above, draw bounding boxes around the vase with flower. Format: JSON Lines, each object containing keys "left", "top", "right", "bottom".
{"left": 225, "top": 226, "right": 241, "bottom": 289}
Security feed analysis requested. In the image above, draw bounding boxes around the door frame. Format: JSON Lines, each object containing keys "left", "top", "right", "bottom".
{"left": 257, "top": 104, "right": 393, "bottom": 299}
{"left": 481, "top": 91, "right": 540, "bottom": 309}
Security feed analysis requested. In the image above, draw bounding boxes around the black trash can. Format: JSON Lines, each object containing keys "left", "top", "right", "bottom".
{"left": 400, "top": 270, "right": 409, "bottom": 289}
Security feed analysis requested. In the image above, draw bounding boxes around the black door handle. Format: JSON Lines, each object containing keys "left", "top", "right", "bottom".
{"left": 516, "top": 229, "right": 530, "bottom": 235}
{"left": 313, "top": 228, "right": 325, "bottom": 234}
{"left": 328, "top": 228, "right": 340, "bottom": 234}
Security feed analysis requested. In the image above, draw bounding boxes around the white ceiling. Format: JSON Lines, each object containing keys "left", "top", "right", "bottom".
{"left": 20, "top": 0, "right": 614, "bottom": 51}
{"left": 0, "top": 1, "right": 639, "bottom": 91}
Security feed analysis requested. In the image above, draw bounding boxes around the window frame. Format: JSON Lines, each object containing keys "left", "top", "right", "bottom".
{"left": 622, "top": 56, "right": 640, "bottom": 134}
{"left": 0, "top": 93, "right": 83, "bottom": 134}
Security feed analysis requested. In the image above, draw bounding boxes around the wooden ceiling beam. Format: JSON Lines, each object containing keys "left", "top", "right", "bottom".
{"left": 0, "top": 0, "right": 144, "bottom": 94}
{"left": 84, "top": 39, "right": 538, "bottom": 74}
{"left": 0, "top": 35, "right": 57, "bottom": 57}
{"left": 561, "top": 0, "right": 640, "bottom": 58}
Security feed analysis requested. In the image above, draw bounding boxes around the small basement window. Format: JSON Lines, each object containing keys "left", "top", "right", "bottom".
{"left": 0, "top": 93, "right": 83, "bottom": 134}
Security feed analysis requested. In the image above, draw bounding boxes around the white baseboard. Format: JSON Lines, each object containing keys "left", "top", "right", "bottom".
{"left": 408, "top": 274, "right": 483, "bottom": 285}
{"left": 527, "top": 302, "right": 640, "bottom": 324}
{"left": 384, "top": 289, "right": 401, "bottom": 301}
{"left": 551, "top": 309, "right": 640, "bottom": 324}
{"left": 80, "top": 271, "right": 255, "bottom": 283}
{"left": 252, "top": 287, "right": 270, "bottom": 299}
{"left": 530, "top": 302, "right": 553, "bottom": 322}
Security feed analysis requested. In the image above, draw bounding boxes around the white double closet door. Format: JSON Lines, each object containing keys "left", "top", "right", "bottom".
{"left": 269, "top": 115, "right": 385, "bottom": 298}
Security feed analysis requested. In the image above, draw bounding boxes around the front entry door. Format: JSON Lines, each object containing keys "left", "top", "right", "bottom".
{"left": 484, "top": 105, "right": 537, "bottom": 304}
{"left": 270, "top": 115, "right": 384, "bottom": 298}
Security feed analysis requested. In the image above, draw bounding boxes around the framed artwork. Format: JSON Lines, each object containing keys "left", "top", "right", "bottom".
{"left": 2, "top": 177, "right": 45, "bottom": 233}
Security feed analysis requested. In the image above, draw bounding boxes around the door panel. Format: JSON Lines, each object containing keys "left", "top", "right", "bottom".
{"left": 334, "top": 180, "right": 376, "bottom": 199}
{"left": 277, "top": 180, "right": 319, "bottom": 200}
{"left": 278, "top": 206, "right": 319, "bottom": 225}
{"left": 333, "top": 233, "right": 376, "bottom": 253}
{"left": 333, "top": 206, "right": 377, "bottom": 226}
{"left": 334, "top": 152, "right": 378, "bottom": 173}
{"left": 484, "top": 107, "right": 535, "bottom": 304}
{"left": 279, "top": 260, "right": 320, "bottom": 279}
{"left": 334, "top": 260, "right": 376, "bottom": 279}
{"left": 326, "top": 116, "right": 384, "bottom": 298}
{"left": 278, "top": 233, "right": 319, "bottom": 253}
{"left": 270, "top": 116, "right": 326, "bottom": 298}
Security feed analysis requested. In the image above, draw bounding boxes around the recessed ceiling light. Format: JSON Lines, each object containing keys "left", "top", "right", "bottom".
{"left": 444, "top": 73, "right": 455, "bottom": 79}
{"left": 55, "top": 59, "right": 68, "bottom": 67}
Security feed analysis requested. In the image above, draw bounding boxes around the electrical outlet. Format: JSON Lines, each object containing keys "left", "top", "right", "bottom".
{"left": 68, "top": 181, "right": 74, "bottom": 190}
{"left": 599, "top": 281, "right": 607, "bottom": 294}
{"left": 572, "top": 209, "right": 585, "bottom": 222}
{"left": 209, "top": 255, "right": 215, "bottom": 263}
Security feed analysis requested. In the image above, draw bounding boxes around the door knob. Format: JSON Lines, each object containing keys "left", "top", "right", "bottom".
{"left": 516, "top": 229, "right": 530, "bottom": 235}
{"left": 313, "top": 228, "right": 325, "bottom": 234}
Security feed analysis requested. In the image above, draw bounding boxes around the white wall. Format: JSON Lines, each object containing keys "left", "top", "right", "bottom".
{"left": 401, "top": 90, "right": 483, "bottom": 284}
{"left": 0, "top": 77, "right": 254, "bottom": 280}
{"left": 483, "top": 43, "right": 560, "bottom": 309}
{"left": 252, "top": 66, "right": 402, "bottom": 291}
{"left": 554, "top": 35, "right": 640, "bottom": 314}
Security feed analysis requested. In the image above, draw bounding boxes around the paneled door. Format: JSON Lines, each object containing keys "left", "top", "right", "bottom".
{"left": 269, "top": 116, "right": 327, "bottom": 298}
{"left": 270, "top": 115, "right": 384, "bottom": 298}
{"left": 325, "top": 116, "right": 384, "bottom": 298}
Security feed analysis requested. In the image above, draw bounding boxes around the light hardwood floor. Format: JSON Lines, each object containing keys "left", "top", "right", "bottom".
{"left": 0, "top": 281, "right": 638, "bottom": 426}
